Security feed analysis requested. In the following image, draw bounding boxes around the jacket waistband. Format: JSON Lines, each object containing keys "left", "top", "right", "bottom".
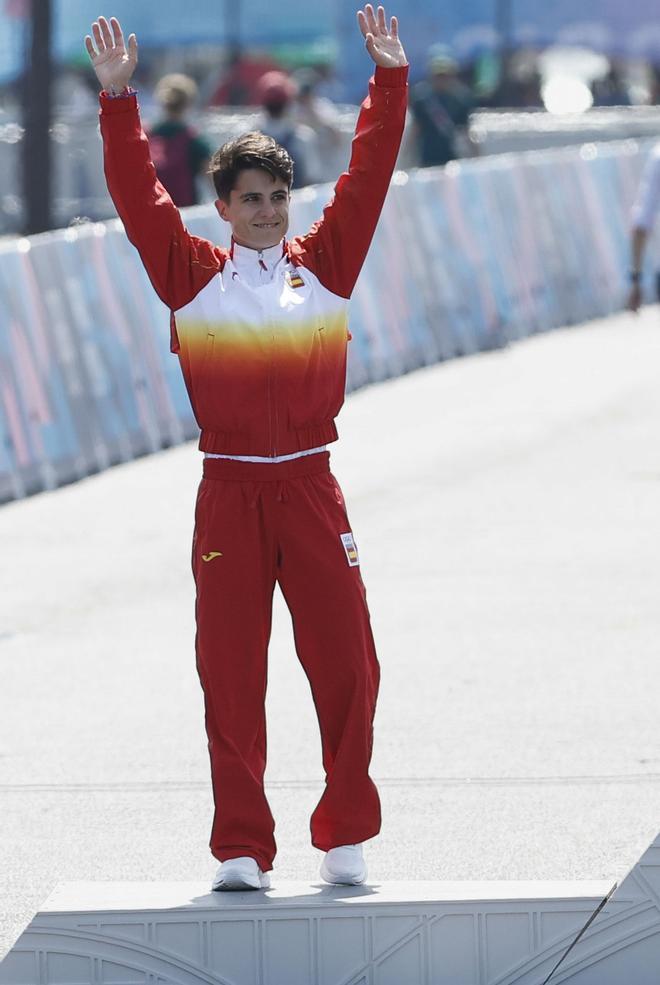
{"left": 202, "top": 451, "right": 330, "bottom": 482}
{"left": 199, "top": 421, "right": 339, "bottom": 456}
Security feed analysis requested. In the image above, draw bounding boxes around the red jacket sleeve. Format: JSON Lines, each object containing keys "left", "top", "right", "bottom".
{"left": 289, "top": 64, "right": 408, "bottom": 299}
{"left": 99, "top": 92, "right": 225, "bottom": 310}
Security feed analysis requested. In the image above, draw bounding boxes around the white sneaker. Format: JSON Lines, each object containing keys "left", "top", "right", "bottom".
{"left": 212, "top": 856, "right": 271, "bottom": 891}
{"left": 320, "top": 844, "right": 367, "bottom": 885}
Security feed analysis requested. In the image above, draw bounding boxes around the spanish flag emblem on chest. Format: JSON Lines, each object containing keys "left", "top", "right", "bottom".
{"left": 286, "top": 270, "right": 305, "bottom": 289}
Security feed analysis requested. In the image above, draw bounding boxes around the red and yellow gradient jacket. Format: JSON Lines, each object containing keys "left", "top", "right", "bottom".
{"left": 100, "top": 65, "right": 408, "bottom": 457}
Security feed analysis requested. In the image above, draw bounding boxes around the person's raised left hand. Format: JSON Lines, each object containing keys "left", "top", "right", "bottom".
{"left": 84, "top": 16, "right": 137, "bottom": 92}
{"left": 357, "top": 4, "right": 407, "bottom": 68}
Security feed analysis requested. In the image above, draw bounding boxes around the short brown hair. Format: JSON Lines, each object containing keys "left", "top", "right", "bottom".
{"left": 209, "top": 131, "right": 293, "bottom": 201}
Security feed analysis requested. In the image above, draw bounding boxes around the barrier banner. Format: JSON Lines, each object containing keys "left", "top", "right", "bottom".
{"left": 0, "top": 140, "right": 657, "bottom": 503}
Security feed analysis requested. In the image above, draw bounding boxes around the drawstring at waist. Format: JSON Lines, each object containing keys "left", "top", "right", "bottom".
{"left": 245, "top": 481, "right": 289, "bottom": 509}
{"left": 203, "top": 450, "right": 330, "bottom": 484}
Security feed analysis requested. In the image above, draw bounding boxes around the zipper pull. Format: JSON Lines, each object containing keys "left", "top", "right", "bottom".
{"left": 258, "top": 251, "right": 267, "bottom": 272}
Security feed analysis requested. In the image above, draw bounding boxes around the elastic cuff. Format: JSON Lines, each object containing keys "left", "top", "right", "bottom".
{"left": 99, "top": 89, "right": 138, "bottom": 113}
{"left": 374, "top": 64, "right": 409, "bottom": 87}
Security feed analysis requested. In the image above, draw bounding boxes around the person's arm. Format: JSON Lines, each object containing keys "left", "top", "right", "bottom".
{"left": 290, "top": 4, "right": 408, "bottom": 299}
{"left": 189, "top": 133, "right": 214, "bottom": 202}
{"left": 191, "top": 133, "right": 212, "bottom": 179}
{"left": 85, "top": 17, "right": 224, "bottom": 310}
{"left": 300, "top": 95, "right": 343, "bottom": 147}
{"left": 628, "top": 227, "right": 647, "bottom": 313}
{"left": 627, "top": 148, "right": 660, "bottom": 313}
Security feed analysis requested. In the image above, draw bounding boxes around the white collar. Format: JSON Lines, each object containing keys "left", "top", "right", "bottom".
{"left": 231, "top": 239, "right": 285, "bottom": 272}
{"left": 229, "top": 239, "right": 286, "bottom": 286}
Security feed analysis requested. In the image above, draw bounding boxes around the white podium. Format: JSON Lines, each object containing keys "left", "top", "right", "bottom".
{"left": 0, "top": 880, "right": 613, "bottom": 985}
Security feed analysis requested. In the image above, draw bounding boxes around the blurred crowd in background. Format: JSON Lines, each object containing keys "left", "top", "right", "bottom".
{"left": 5, "top": 0, "right": 660, "bottom": 232}
{"left": 12, "top": 37, "right": 660, "bottom": 168}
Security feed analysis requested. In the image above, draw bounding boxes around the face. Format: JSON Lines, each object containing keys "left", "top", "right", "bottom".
{"left": 215, "top": 168, "right": 290, "bottom": 251}
{"left": 431, "top": 71, "right": 453, "bottom": 90}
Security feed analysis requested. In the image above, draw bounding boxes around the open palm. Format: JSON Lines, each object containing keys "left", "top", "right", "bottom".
{"left": 84, "top": 16, "right": 137, "bottom": 92}
{"left": 357, "top": 4, "right": 407, "bottom": 68}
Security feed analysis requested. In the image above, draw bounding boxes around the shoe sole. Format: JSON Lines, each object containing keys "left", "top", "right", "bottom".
{"left": 212, "top": 869, "right": 271, "bottom": 892}
{"left": 320, "top": 861, "right": 367, "bottom": 886}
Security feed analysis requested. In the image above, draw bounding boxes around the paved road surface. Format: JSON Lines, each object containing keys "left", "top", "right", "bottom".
{"left": 3, "top": 309, "right": 660, "bottom": 957}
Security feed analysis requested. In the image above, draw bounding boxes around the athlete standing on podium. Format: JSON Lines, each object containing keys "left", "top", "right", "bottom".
{"left": 85, "top": 7, "right": 408, "bottom": 891}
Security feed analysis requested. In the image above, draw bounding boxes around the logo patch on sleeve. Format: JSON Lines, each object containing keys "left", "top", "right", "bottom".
{"left": 340, "top": 532, "right": 360, "bottom": 567}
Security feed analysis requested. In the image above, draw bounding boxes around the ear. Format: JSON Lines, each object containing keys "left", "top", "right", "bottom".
{"left": 214, "top": 199, "right": 230, "bottom": 223}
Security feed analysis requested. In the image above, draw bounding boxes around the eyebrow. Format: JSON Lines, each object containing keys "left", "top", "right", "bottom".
{"left": 239, "top": 190, "right": 288, "bottom": 200}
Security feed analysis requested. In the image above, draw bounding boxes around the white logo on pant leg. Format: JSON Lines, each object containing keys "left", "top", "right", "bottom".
{"left": 340, "top": 532, "right": 360, "bottom": 567}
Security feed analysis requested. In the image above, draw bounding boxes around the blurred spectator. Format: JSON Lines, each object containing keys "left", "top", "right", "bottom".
{"left": 489, "top": 50, "right": 543, "bottom": 109}
{"left": 256, "top": 71, "right": 321, "bottom": 187}
{"left": 626, "top": 142, "right": 660, "bottom": 312}
{"left": 491, "top": 71, "right": 544, "bottom": 109}
{"left": 409, "top": 45, "right": 474, "bottom": 167}
{"left": 591, "top": 64, "right": 630, "bottom": 106}
{"left": 208, "top": 44, "right": 281, "bottom": 107}
{"left": 307, "top": 61, "right": 343, "bottom": 104}
{"left": 649, "top": 64, "right": 660, "bottom": 105}
{"left": 293, "top": 68, "right": 342, "bottom": 163}
{"left": 147, "top": 73, "right": 211, "bottom": 207}
{"left": 54, "top": 66, "right": 97, "bottom": 117}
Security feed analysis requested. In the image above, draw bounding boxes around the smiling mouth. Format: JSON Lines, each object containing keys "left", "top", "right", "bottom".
{"left": 254, "top": 222, "right": 280, "bottom": 228}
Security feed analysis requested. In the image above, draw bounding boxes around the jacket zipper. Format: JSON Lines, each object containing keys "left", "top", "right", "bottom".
{"left": 261, "top": 250, "right": 277, "bottom": 457}
{"left": 271, "top": 340, "right": 279, "bottom": 457}
{"left": 267, "top": 343, "right": 276, "bottom": 457}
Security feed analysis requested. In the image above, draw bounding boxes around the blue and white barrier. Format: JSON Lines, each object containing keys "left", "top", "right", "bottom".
{"left": 1, "top": 139, "right": 658, "bottom": 503}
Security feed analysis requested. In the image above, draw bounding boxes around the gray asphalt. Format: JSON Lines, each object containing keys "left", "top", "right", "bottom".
{"left": 3, "top": 308, "right": 660, "bottom": 958}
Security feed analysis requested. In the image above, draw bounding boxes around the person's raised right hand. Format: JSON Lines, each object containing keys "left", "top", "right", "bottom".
{"left": 84, "top": 16, "right": 137, "bottom": 92}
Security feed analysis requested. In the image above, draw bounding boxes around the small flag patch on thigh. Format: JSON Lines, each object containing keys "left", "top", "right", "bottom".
{"left": 340, "top": 532, "right": 360, "bottom": 566}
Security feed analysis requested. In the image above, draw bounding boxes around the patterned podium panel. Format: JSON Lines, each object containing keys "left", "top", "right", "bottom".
{"left": 0, "top": 881, "right": 613, "bottom": 985}
{"left": 535, "top": 831, "right": 660, "bottom": 985}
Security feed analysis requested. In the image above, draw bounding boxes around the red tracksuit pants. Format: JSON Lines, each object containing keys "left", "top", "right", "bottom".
{"left": 192, "top": 451, "right": 381, "bottom": 873}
